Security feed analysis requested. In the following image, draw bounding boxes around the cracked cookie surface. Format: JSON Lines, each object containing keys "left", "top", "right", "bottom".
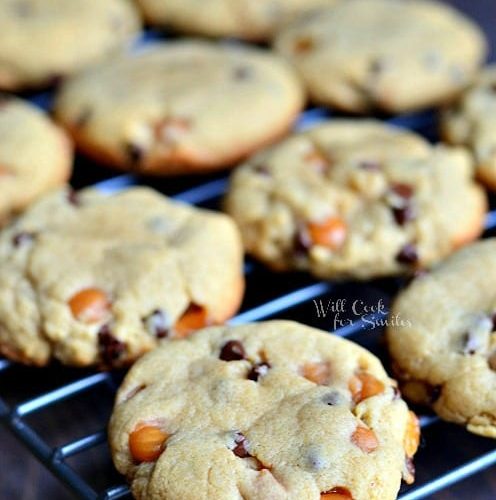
{"left": 388, "top": 239, "right": 496, "bottom": 439}
{"left": 0, "top": 95, "right": 72, "bottom": 225}
{"left": 225, "top": 120, "right": 486, "bottom": 280}
{"left": 441, "top": 65, "right": 496, "bottom": 190}
{"left": 0, "top": 187, "right": 244, "bottom": 367}
{"left": 54, "top": 41, "right": 305, "bottom": 175}
{"left": 136, "top": 0, "right": 340, "bottom": 41}
{"left": 274, "top": 0, "right": 487, "bottom": 113}
{"left": 0, "top": 0, "right": 141, "bottom": 91}
{"left": 109, "top": 320, "right": 419, "bottom": 500}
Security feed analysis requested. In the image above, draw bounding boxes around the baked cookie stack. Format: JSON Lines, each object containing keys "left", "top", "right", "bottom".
{"left": 0, "top": 0, "right": 495, "bottom": 499}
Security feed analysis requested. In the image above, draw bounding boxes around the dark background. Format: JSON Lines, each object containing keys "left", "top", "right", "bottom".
{"left": 1, "top": 0, "right": 496, "bottom": 499}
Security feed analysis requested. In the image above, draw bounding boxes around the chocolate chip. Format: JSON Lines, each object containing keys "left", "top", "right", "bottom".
{"left": 98, "top": 325, "right": 126, "bottom": 367}
{"left": 322, "top": 391, "right": 342, "bottom": 406}
{"left": 232, "top": 432, "right": 250, "bottom": 458}
{"left": 491, "top": 313, "right": 496, "bottom": 332}
{"left": 393, "top": 205, "right": 416, "bottom": 226}
{"left": 489, "top": 352, "right": 496, "bottom": 371}
{"left": 359, "top": 160, "right": 382, "bottom": 171}
{"left": 12, "top": 232, "right": 35, "bottom": 247}
{"left": 369, "top": 58, "right": 387, "bottom": 75}
{"left": 429, "top": 385, "right": 442, "bottom": 404}
{"left": 253, "top": 164, "right": 271, "bottom": 177}
{"left": 396, "top": 244, "right": 419, "bottom": 265}
{"left": 125, "top": 142, "right": 144, "bottom": 166}
{"left": 233, "top": 66, "right": 252, "bottom": 80}
{"left": 47, "top": 73, "right": 65, "bottom": 87}
{"left": 219, "top": 340, "right": 246, "bottom": 361}
{"left": 144, "top": 309, "right": 170, "bottom": 339}
{"left": 247, "top": 362, "right": 270, "bottom": 381}
{"left": 294, "top": 226, "right": 312, "bottom": 257}
{"left": 67, "top": 189, "right": 81, "bottom": 206}
{"left": 75, "top": 108, "right": 92, "bottom": 128}
{"left": 404, "top": 456, "right": 416, "bottom": 483}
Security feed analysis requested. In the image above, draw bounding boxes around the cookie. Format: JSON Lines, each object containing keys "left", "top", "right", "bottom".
{"left": 388, "top": 239, "right": 496, "bottom": 439}
{"left": 224, "top": 120, "right": 486, "bottom": 280}
{"left": 109, "top": 320, "right": 420, "bottom": 500}
{"left": 136, "top": 0, "right": 340, "bottom": 42}
{"left": 0, "top": 95, "right": 72, "bottom": 225}
{"left": 0, "top": 187, "right": 244, "bottom": 367}
{"left": 0, "top": 0, "right": 141, "bottom": 91}
{"left": 274, "top": 0, "right": 487, "bottom": 114}
{"left": 54, "top": 41, "right": 305, "bottom": 175}
{"left": 441, "top": 65, "right": 496, "bottom": 190}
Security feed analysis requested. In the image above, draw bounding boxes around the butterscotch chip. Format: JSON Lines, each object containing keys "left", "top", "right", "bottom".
{"left": 129, "top": 424, "right": 169, "bottom": 463}
{"left": 388, "top": 239, "right": 496, "bottom": 439}
{"left": 54, "top": 41, "right": 304, "bottom": 175}
{"left": 109, "top": 321, "right": 418, "bottom": 499}
{"left": 274, "top": 0, "right": 487, "bottom": 113}
{"left": 225, "top": 120, "right": 486, "bottom": 280}
{"left": 0, "top": 187, "right": 244, "bottom": 367}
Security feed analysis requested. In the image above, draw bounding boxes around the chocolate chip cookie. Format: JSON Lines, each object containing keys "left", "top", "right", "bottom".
{"left": 224, "top": 120, "right": 486, "bottom": 280}
{"left": 109, "top": 320, "right": 420, "bottom": 500}
{"left": 441, "top": 65, "right": 496, "bottom": 190}
{"left": 0, "top": 95, "right": 72, "bottom": 225}
{"left": 54, "top": 41, "right": 305, "bottom": 175}
{"left": 0, "top": 187, "right": 244, "bottom": 367}
{"left": 274, "top": 0, "right": 487, "bottom": 113}
{"left": 388, "top": 239, "right": 496, "bottom": 439}
{"left": 136, "top": 0, "right": 340, "bottom": 41}
{"left": 0, "top": 0, "right": 141, "bottom": 91}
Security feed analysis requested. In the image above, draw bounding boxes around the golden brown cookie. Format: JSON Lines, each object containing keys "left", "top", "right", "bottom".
{"left": 274, "top": 0, "right": 487, "bottom": 113}
{"left": 110, "top": 321, "right": 420, "bottom": 500}
{"left": 225, "top": 120, "right": 486, "bottom": 280}
{"left": 0, "top": 0, "right": 141, "bottom": 91}
{"left": 388, "top": 239, "right": 496, "bottom": 439}
{"left": 0, "top": 95, "right": 73, "bottom": 225}
{"left": 0, "top": 187, "right": 244, "bottom": 367}
{"left": 54, "top": 41, "right": 305, "bottom": 175}
{"left": 441, "top": 65, "right": 496, "bottom": 190}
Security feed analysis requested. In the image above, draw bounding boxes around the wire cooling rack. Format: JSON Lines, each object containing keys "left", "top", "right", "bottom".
{"left": 2, "top": 13, "right": 496, "bottom": 500}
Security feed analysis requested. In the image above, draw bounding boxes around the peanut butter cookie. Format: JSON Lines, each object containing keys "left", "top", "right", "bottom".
{"left": 442, "top": 65, "right": 496, "bottom": 190}
{"left": 225, "top": 120, "right": 486, "bottom": 280}
{"left": 109, "top": 321, "right": 420, "bottom": 500}
{"left": 0, "top": 0, "right": 141, "bottom": 90}
{"left": 0, "top": 187, "right": 244, "bottom": 367}
{"left": 274, "top": 0, "right": 487, "bottom": 113}
{"left": 0, "top": 95, "right": 72, "bottom": 225}
{"left": 54, "top": 41, "right": 305, "bottom": 175}
{"left": 388, "top": 239, "right": 496, "bottom": 439}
